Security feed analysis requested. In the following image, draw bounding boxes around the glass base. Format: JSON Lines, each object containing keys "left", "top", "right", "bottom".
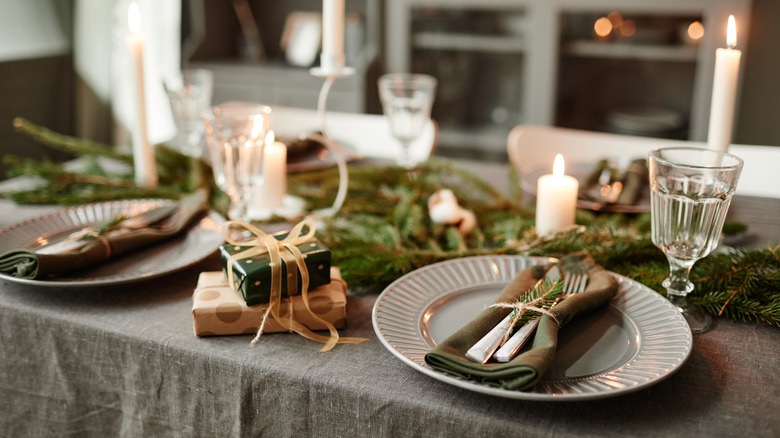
{"left": 668, "top": 295, "right": 712, "bottom": 334}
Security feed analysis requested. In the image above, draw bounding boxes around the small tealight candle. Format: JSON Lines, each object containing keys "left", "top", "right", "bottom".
{"left": 253, "top": 131, "right": 287, "bottom": 209}
{"left": 536, "top": 154, "right": 578, "bottom": 236}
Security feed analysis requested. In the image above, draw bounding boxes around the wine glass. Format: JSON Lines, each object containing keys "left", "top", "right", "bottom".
{"left": 648, "top": 147, "right": 743, "bottom": 333}
{"left": 201, "top": 102, "right": 272, "bottom": 221}
{"left": 164, "top": 69, "right": 214, "bottom": 158}
{"left": 378, "top": 73, "right": 437, "bottom": 168}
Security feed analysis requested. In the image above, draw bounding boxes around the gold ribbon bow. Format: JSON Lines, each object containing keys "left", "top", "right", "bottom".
{"left": 222, "top": 220, "right": 367, "bottom": 352}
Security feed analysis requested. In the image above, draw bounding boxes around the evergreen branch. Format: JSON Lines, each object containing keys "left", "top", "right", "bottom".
{"left": 13, "top": 117, "right": 131, "bottom": 163}
{"left": 3, "top": 117, "right": 778, "bottom": 327}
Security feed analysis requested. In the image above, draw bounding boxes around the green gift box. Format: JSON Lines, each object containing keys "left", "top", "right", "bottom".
{"left": 219, "top": 234, "right": 331, "bottom": 306}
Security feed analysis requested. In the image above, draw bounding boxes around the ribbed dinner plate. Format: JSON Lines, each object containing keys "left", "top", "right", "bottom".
{"left": 372, "top": 255, "right": 692, "bottom": 401}
{"left": 0, "top": 199, "right": 225, "bottom": 287}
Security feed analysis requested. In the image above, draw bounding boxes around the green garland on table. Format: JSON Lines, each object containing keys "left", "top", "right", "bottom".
{"left": 3, "top": 118, "right": 231, "bottom": 212}
{"left": 2, "top": 118, "right": 779, "bottom": 328}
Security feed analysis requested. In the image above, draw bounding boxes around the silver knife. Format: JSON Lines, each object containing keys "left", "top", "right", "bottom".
{"left": 465, "top": 265, "right": 560, "bottom": 364}
{"left": 493, "top": 267, "right": 561, "bottom": 362}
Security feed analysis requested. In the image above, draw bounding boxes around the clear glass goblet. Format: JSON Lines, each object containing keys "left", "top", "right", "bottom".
{"left": 648, "top": 147, "right": 743, "bottom": 333}
{"left": 164, "top": 69, "right": 214, "bottom": 158}
{"left": 202, "top": 102, "right": 272, "bottom": 221}
{"left": 378, "top": 73, "right": 437, "bottom": 168}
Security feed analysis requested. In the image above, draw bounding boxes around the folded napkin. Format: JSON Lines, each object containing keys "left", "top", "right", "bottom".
{"left": 0, "top": 190, "right": 208, "bottom": 280}
{"left": 424, "top": 254, "right": 618, "bottom": 391}
{"left": 616, "top": 158, "right": 648, "bottom": 206}
{"left": 579, "top": 158, "right": 648, "bottom": 207}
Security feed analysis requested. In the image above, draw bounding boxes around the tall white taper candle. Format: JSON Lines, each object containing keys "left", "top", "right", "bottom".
{"left": 321, "top": 0, "right": 345, "bottom": 72}
{"left": 707, "top": 15, "right": 742, "bottom": 153}
{"left": 127, "top": 2, "right": 158, "bottom": 189}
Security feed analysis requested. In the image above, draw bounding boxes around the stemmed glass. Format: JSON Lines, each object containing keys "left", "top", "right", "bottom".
{"left": 201, "top": 102, "right": 272, "bottom": 221}
{"left": 378, "top": 73, "right": 437, "bottom": 168}
{"left": 164, "top": 69, "right": 214, "bottom": 158}
{"left": 648, "top": 147, "right": 743, "bottom": 333}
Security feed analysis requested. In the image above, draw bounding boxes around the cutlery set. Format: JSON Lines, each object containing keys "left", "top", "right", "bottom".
{"left": 35, "top": 204, "right": 179, "bottom": 255}
{"left": 466, "top": 265, "right": 589, "bottom": 364}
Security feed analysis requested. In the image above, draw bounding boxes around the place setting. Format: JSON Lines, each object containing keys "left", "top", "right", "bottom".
{"left": 521, "top": 155, "right": 651, "bottom": 213}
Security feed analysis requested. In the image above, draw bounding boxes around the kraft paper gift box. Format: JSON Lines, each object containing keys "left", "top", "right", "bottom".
{"left": 218, "top": 235, "right": 331, "bottom": 306}
{"left": 192, "top": 267, "right": 347, "bottom": 337}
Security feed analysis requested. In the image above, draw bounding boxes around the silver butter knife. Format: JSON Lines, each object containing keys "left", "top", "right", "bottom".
{"left": 493, "top": 266, "right": 562, "bottom": 362}
{"left": 465, "top": 265, "right": 560, "bottom": 364}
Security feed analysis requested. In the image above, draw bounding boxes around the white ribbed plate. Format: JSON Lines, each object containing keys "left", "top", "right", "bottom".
{"left": 0, "top": 199, "right": 225, "bottom": 287}
{"left": 372, "top": 255, "right": 692, "bottom": 401}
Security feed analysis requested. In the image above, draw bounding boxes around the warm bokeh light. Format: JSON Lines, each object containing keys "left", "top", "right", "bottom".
{"left": 607, "top": 11, "right": 623, "bottom": 27}
{"left": 553, "top": 154, "right": 565, "bottom": 177}
{"left": 687, "top": 21, "right": 705, "bottom": 40}
{"left": 264, "top": 129, "right": 274, "bottom": 145}
{"left": 619, "top": 19, "right": 637, "bottom": 37}
{"left": 128, "top": 2, "right": 141, "bottom": 33}
{"left": 727, "top": 15, "right": 737, "bottom": 47}
{"left": 594, "top": 17, "right": 613, "bottom": 38}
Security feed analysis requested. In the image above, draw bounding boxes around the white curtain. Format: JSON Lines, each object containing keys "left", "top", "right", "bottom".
{"left": 0, "top": 0, "right": 69, "bottom": 62}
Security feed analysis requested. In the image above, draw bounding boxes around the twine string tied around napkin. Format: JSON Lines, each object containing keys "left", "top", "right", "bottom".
{"left": 490, "top": 284, "right": 562, "bottom": 343}
{"left": 48, "top": 226, "right": 112, "bottom": 259}
{"left": 221, "top": 220, "right": 368, "bottom": 351}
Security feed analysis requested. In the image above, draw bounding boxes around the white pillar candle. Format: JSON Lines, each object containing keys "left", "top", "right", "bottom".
{"left": 126, "top": 2, "right": 158, "bottom": 189}
{"left": 536, "top": 154, "right": 578, "bottom": 236}
{"left": 253, "top": 132, "right": 287, "bottom": 209}
{"left": 707, "top": 15, "right": 742, "bottom": 153}
{"left": 321, "top": 0, "right": 345, "bottom": 72}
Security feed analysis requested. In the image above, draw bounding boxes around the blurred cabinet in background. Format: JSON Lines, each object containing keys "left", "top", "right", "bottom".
{"left": 386, "top": 0, "right": 751, "bottom": 158}
{"left": 185, "top": 0, "right": 379, "bottom": 113}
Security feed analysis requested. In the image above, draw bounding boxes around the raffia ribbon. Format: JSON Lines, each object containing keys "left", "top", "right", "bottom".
{"left": 221, "top": 220, "right": 368, "bottom": 352}
{"left": 490, "top": 288, "right": 562, "bottom": 343}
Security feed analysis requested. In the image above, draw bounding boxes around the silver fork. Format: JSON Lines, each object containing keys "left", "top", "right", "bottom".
{"left": 493, "top": 269, "right": 589, "bottom": 362}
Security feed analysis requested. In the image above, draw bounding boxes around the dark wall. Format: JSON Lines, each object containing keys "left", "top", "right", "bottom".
{"left": 736, "top": 0, "right": 780, "bottom": 146}
{"left": 0, "top": 55, "right": 75, "bottom": 180}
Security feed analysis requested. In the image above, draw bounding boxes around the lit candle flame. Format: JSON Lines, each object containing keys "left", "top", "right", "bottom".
{"left": 250, "top": 115, "right": 266, "bottom": 138}
{"left": 128, "top": 2, "right": 141, "bottom": 34}
{"left": 265, "top": 130, "right": 275, "bottom": 145}
{"left": 553, "top": 154, "right": 565, "bottom": 177}
{"left": 727, "top": 15, "right": 737, "bottom": 48}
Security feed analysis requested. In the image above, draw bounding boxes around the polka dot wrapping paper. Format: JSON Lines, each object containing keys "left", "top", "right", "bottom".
{"left": 218, "top": 238, "right": 332, "bottom": 306}
{"left": 192, "top": 267, "right": 347, "bottom": 337}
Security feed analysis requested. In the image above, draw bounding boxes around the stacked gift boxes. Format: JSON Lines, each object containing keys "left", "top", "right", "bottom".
{"left": 193, "top": 234, "right": 347, "bottom": 336}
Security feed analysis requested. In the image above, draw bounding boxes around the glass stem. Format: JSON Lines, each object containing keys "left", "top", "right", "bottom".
{"left": 663, "top": 257, "right": 695, "bottom": 297}
{"left": 228, "top": 195, "right": 248, "bottom": 222}
{"left": 398, "top": 140, "right": 414, "bottom": 168}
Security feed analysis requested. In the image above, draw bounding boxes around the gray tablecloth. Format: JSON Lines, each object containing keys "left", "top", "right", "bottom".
{"left": 1, "top": 164, "right": 780, "bottom": 437}
{"left": 1, "top": 251, "right": 779, "bottom": 437}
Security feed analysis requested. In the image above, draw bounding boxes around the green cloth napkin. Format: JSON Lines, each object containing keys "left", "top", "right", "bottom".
{"left": 616, "top": 159, "right": 648, "bottom": 206}
{"left": 0, "top": 190, "right": 208, "bottom": 280}
{"left": 424, "top": 253, "right": 618, "bottom": 391}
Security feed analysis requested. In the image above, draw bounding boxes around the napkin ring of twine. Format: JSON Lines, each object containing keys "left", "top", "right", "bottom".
{"left": 490, "top": 286, "right": 561, "bottom": 343}
{"left": 222, "top": 220, "right": 367, "bottom": 352}
{"left": 56, "top": 227, "right": 113, "bottom": 259}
